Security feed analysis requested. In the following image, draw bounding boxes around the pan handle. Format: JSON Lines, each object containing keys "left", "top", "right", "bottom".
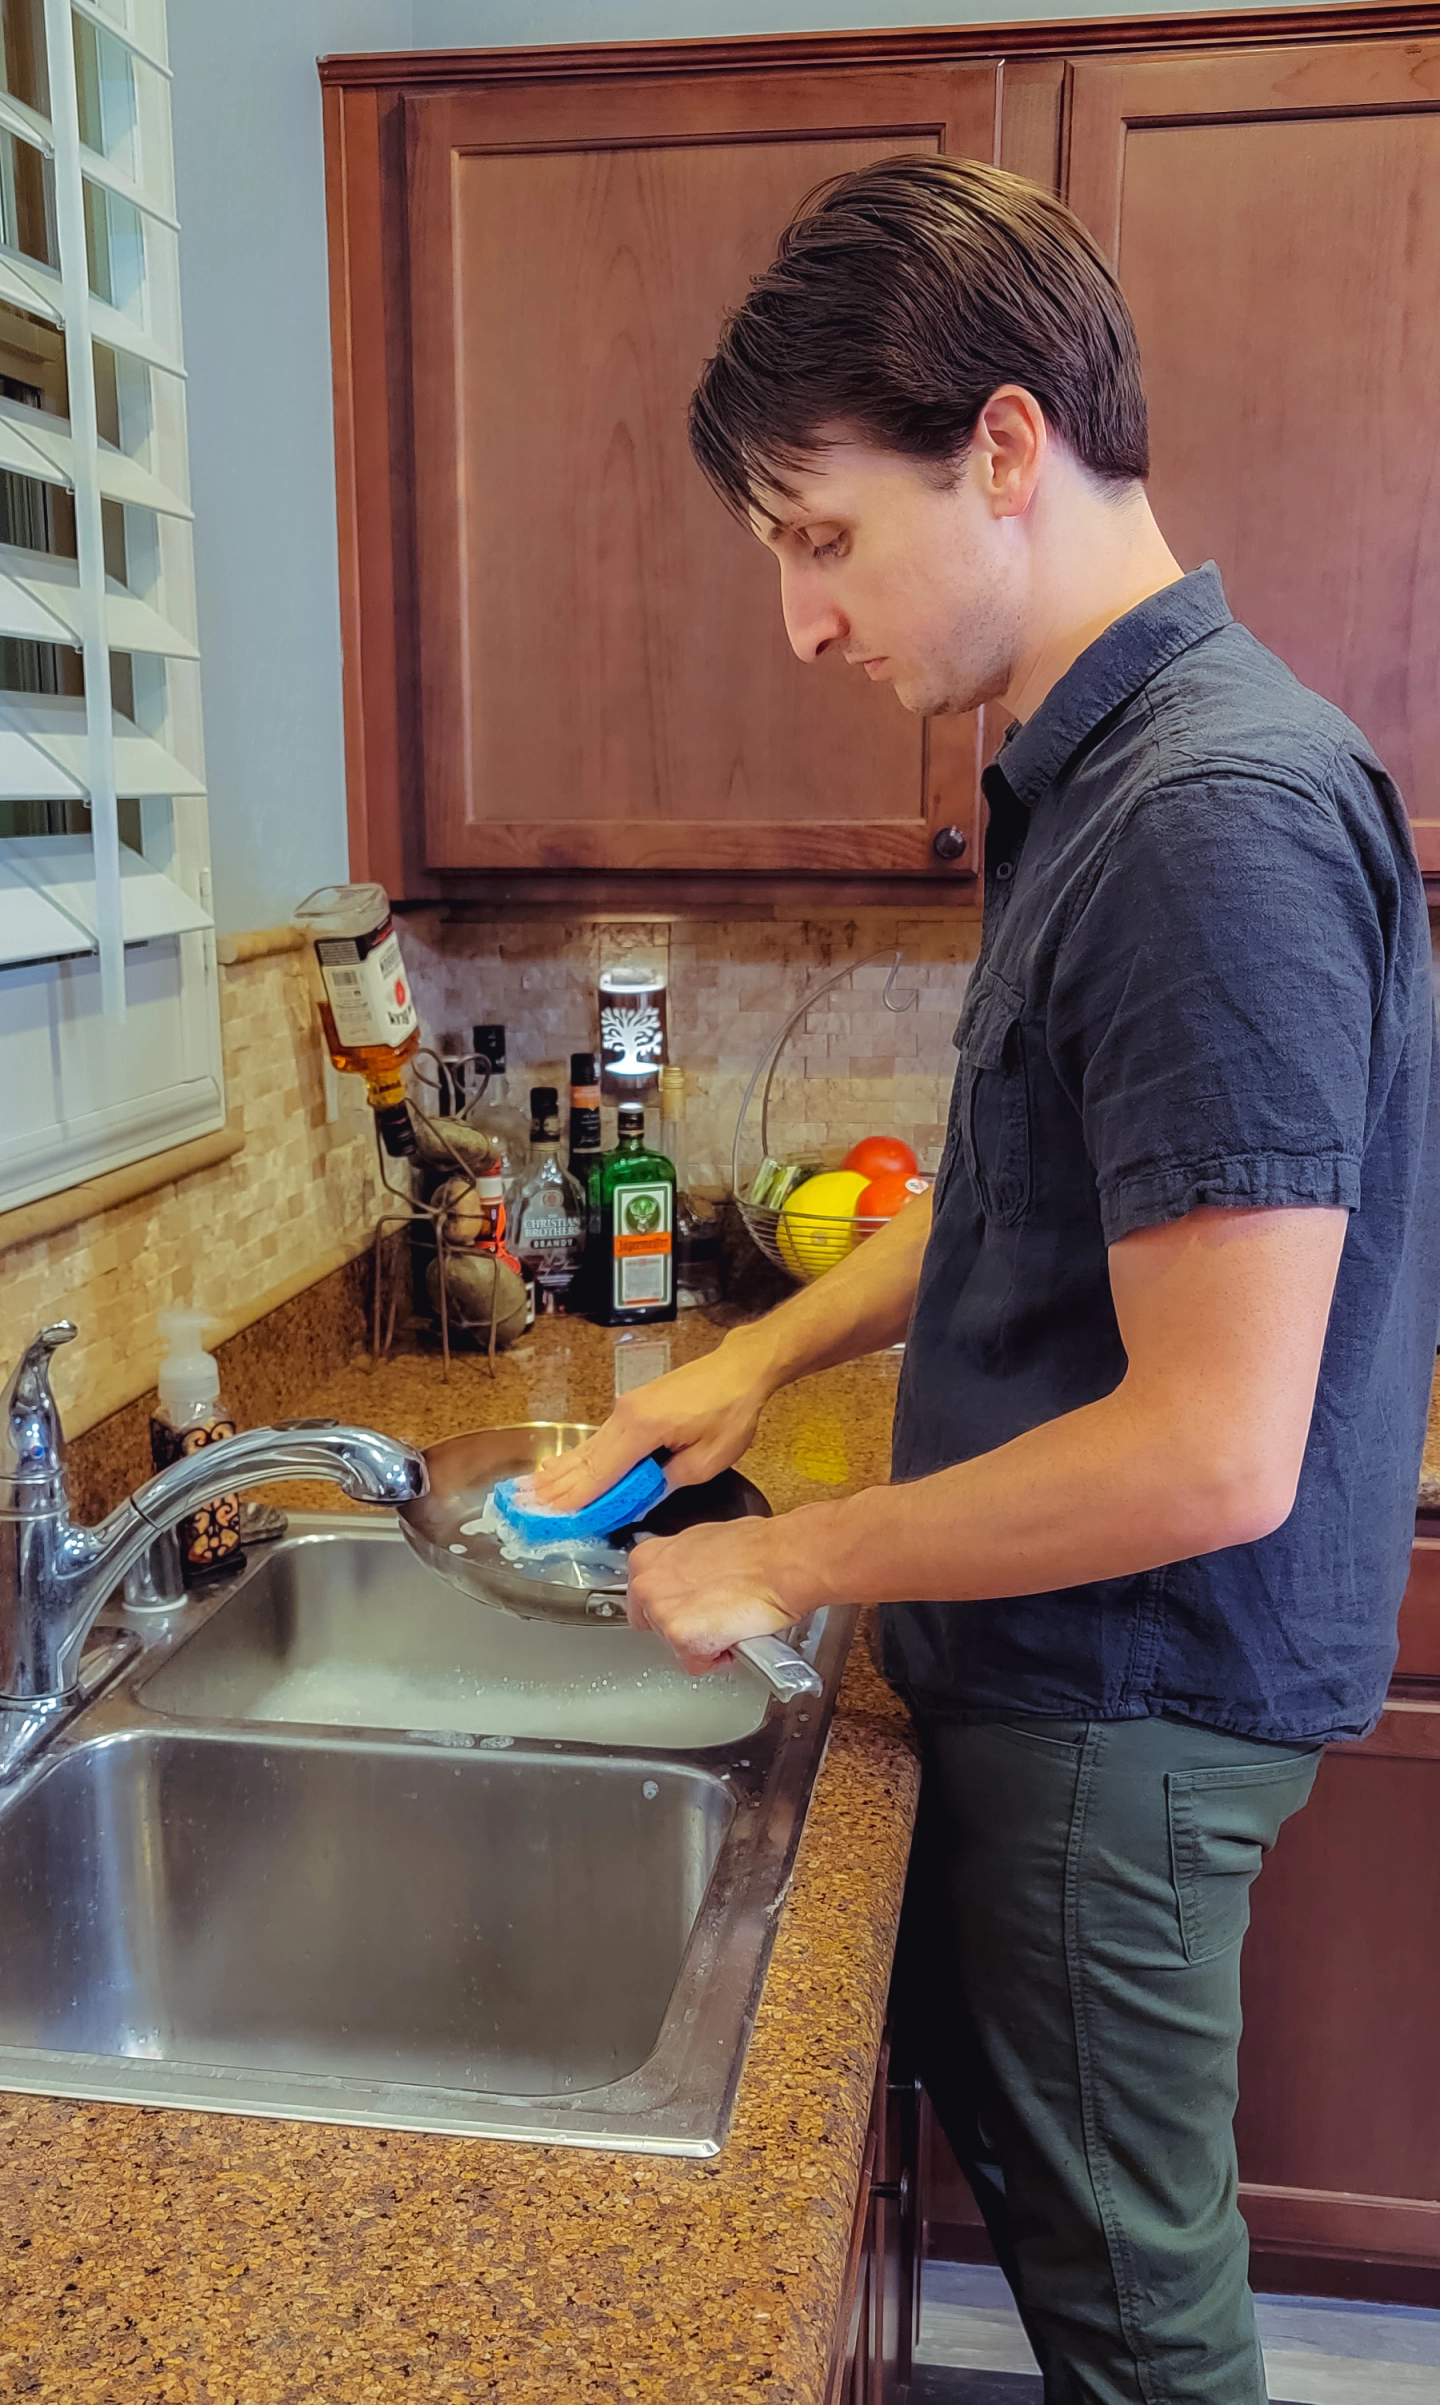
{"left": 735, "top": 1634, "right": 823, "bottom": 1703}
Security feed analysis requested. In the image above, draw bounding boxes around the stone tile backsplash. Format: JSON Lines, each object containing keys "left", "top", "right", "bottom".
{"left": 0, "top": 947, "right": 384, "bottom": 1436}
{"left": 400, "top": 910, "right": 981, "bottom": 1191}
{"left": 0, "top": 908, "right": 980, "bottom": 1429}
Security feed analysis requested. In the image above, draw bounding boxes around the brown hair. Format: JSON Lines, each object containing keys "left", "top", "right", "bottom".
{"left": 689, "top": 155, "right": 1149, "bottom": 515}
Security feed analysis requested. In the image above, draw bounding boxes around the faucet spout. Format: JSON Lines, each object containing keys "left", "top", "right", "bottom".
{"left": 132, "top": 1421, "right": 428, "bottom": 1528}
{"left": 0, "top": 1325, "right": 428, "bottom": 1774}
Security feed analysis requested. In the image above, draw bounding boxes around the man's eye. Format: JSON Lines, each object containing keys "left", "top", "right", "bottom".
{"left": 812, "top": 534, "right": 847, "bottom": 562}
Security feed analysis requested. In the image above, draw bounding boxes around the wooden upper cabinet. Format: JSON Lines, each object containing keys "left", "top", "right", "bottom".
{"left": 1065, "top": 36, "right": 1440, "bottom": 870}
{"left": 329, "top": 60, "right": 996, "bottom": 897}
{"left": 325, "top": 14, "right": 1440, "bottom": 898}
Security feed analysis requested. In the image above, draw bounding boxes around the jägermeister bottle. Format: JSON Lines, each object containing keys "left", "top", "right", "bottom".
{"left": 588, "top": 1101, "right": 677, "bottom": 1326}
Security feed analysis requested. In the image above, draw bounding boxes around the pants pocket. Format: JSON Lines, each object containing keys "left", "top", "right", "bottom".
{"left": 1166, "top": 1751, "right": 1322, "bottom": 1964}
{"left": 992, "top": 1718, "right": 1088, "bottom": 1757}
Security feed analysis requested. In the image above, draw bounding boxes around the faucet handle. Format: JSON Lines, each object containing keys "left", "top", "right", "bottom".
{"left": 1, "top": 1321, "right": 77, "bottom": 1489}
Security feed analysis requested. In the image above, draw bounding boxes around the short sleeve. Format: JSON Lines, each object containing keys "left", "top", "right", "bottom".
{"left": 1047, "top": 775, "right": 1386, "bottom": 1246}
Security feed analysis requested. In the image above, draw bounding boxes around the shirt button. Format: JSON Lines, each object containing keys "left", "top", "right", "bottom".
{"left": 994, "top": 859, "right": 1015, "bottom": 883}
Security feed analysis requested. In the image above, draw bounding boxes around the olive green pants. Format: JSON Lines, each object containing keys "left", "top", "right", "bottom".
{"left": 891, "top": 1715, "right": 1321, "bottom": 2405}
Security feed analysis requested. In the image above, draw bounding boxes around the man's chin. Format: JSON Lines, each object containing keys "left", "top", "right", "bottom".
{"left": 892, "top": 679, "right": 968, "bottom": 718}
{"left": 896, "top": 670, "right": 1003, "bottom": 718}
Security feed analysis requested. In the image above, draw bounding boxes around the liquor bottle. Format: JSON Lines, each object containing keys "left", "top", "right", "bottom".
{"left": 465, "top": 1023, "right": 532, "bottom": 1200}
{"left": 513, "top": 1087, "right": 586, "bottom": 1313}
{"left": 566, "top": 1050, "right": 603, "bottom": 1187}
{"left": 659, "top": 1063, "right": 723, "bottom": 1308}
{"left": 295, "top": 882, "right": 420, "bottom": 1157}
{"left": 589, "top": 1101, "right": 677, "bottom": 1326}
{"left": 567, "top": 1050, "right": 606, "bottom": 1315}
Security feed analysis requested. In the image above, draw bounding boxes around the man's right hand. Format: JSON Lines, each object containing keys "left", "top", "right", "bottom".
{"left": 535, "top": 1188, "right": 932, "bottom": 1512}
{"left": 531, "top": 1329, "right": 777, "bottom": 1512}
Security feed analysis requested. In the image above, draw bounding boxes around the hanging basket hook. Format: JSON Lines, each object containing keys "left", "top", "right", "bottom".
{"left": 882, "top": 948, "right": 919, "bottom": 1014}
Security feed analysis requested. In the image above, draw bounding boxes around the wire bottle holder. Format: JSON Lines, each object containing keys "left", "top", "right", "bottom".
{"left": 731, "top": 948, "right": 927, "bottom": 1284}
{"left": 367, "top": 1044, "right": 521, "bottom": 1377}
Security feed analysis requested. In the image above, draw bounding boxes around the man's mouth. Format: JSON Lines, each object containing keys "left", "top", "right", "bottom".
{"left": 850, "top": 655, "right": 889, "bottom": 678}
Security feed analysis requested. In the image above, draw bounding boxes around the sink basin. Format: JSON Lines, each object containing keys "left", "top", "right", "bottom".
{"left": 140, "top": 1525, "right": 770, "bottom": 1748}
{"left": 0, "top": 1727, "right": 728, "bottom": 2096}
{"left": 0, "top": 1517, "right": 852, "bottom": 2153}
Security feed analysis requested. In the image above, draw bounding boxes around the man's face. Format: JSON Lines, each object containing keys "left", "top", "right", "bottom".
{"left": 751, "top": 437, "right": 1025, "bottom": 718}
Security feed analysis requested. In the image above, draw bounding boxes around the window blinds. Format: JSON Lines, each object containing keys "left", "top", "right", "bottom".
{"left": 0, "top": 0, "right": 222, "bottom": 1214}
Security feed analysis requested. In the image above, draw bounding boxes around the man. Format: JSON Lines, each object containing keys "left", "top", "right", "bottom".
{"left": 536, "top": 158, "right": 1439, "bottom": 2403}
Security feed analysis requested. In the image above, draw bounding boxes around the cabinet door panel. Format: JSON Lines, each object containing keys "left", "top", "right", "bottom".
{"left": 405, "top": 68, "right": 995, "bottom": 878}
{"left": 1397, "top": 1538, "right": 1440, "bottom": 1682}
{"left": 1067, "top": 43, "right": 1440, "bottom": 868}
{"left": 1236, "top": 1712, "right": 1440, "bottom": 2273}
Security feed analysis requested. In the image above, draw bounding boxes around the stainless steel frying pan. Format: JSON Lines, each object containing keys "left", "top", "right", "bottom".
{"left": 397, "top": 1422, "right": 823, "bottom": 1703}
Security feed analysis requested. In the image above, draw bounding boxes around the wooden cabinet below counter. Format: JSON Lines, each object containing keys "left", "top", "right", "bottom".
{"left": 826, "top": 2034, "right": 924, "bottom": 2405}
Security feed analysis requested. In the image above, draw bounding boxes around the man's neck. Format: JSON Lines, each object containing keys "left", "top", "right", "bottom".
{"left": 1001, "top": 486, "right": 1184, "bottom": 724}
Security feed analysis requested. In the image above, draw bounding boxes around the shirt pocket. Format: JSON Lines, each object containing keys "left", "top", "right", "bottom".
{"left": 1165, "top": 1752, "right": 1321, "bottom": 1965}
{"left": 951, "top": 971, "right": 1032, "bottom": 1227}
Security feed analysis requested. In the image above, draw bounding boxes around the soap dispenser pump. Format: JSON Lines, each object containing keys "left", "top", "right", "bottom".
{"left": 148, "top": 1311, "right": 245, "bottom": 1582}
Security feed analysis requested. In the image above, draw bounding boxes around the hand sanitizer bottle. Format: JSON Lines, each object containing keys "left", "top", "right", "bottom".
{"left": 148, "top": 1311, "right": 246, "bottom": 1583}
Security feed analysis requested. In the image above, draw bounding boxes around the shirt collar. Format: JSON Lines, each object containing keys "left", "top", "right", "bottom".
{"left": 987, "top": 561, "right": 1232, "bottom": 811}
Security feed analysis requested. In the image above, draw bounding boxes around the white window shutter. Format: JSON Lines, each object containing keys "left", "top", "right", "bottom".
{"left": 0, "top": 0, "right": 222, "bottom": 1214}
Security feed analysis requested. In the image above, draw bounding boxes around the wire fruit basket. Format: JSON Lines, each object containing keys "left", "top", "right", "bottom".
{"left": 732, "top": 949, "right": 933, "bottom": 1285}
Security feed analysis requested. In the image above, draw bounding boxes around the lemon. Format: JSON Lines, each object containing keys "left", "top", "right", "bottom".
{"left": 777, "top": 1169, "right": 869, "bottom": 1280}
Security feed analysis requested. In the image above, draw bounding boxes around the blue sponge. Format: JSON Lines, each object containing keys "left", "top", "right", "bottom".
{"left": 490, "top": 1452, "right": 668, "bottom": 1547}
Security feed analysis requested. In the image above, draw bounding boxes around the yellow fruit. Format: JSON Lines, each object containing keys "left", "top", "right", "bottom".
{"left": 777, "top": 1170, "right": 869, "bottom": 1280}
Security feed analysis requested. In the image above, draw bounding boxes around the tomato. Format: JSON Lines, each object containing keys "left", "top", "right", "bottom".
{"left": 843, "top": 1134, "right": 919, "bottom": 1181}
{"left": 855, "top": 1170, "right": 930, "bottom": 1223}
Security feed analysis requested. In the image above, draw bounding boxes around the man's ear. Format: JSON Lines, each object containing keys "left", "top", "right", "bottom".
{"left": 972, "top": 386, "right": 1048, "bottom": 519}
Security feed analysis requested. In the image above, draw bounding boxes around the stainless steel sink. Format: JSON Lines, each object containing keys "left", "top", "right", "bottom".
{"left": 140, "top": 1523, "right": 773, "bottom": 1749}
{"left": 0, "top": 1516, "right": 852, "bottom": 2154}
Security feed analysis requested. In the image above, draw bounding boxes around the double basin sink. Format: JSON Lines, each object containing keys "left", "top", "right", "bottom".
{"left": 0, "top": 1518, "right": 851, "bottom": 2155}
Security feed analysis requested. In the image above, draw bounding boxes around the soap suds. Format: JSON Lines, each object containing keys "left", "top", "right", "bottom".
{"left": 464, "top": 1492, "right": 629, "bottom": 1580}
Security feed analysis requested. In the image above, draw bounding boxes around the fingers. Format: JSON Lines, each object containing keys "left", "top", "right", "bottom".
{"left": 534, "top": 1349, "right": 767, "bottom": 1514}
{"left": 533, "top": 1410, "right": 650, "bottom": 1510}
{"left": 625, "top": 1524, "right": 795, "bottom": 1676}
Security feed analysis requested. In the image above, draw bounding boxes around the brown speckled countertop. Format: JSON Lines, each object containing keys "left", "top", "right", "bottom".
{"left": 0, "top": 1311, "right": 919, "bottom": 2404}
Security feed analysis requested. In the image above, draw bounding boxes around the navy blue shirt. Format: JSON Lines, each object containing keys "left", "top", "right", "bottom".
{"left": 885, "top": 565, "right": 1440, "bottom": 1744}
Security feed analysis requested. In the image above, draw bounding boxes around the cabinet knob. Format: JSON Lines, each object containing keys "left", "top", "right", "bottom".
{"left": 932, "top": 824, "right": 968, "bottom": 863}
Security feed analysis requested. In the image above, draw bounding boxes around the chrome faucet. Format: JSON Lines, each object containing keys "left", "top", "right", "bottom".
{"left": 0, "top": 1322, "right": 428, "bottom": 1776}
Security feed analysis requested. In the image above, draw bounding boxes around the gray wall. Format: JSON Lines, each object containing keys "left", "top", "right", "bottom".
{"left": 170, "top": 0, "right": 1346, "bottom": 931}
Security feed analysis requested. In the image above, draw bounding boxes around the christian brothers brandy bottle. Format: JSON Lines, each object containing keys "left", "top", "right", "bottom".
{"left": 296, "top": 883, "right": 420, "bottom": 1156}
{"left": 513, "top": 1086, "right": 584, "bottom": 1311}
{"left": 589, "top": 1102, "right": 677, "bottom": 1326}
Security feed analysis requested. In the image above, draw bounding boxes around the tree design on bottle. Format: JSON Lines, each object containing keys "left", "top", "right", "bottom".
{"left": 600, "top": 1000, "right": 664, "bottom": 1076}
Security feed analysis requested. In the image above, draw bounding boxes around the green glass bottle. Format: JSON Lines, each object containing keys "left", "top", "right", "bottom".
{"left": 589, "top": 1101, "right": 677, "bottom": 1326}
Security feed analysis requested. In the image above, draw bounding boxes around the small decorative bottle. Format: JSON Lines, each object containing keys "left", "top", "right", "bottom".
{"left": 589, "top": 1101, "right": 677, "bottom": 1327}
{"left": 513, "top": 1087, "right": 585, "bottom": 1313}
{"left": 148, "top": 1311, "right": 245, "bottom": 1584}
{"left": 295, "top": 882, "right": 420, "bottom": 1158}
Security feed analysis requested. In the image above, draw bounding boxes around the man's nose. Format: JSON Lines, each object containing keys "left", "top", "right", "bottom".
{"left": 778, "top": 567, "right": 848, "bottom": 665}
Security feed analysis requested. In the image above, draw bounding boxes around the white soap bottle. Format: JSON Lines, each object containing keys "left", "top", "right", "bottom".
{"left": 148, "top": 1310, "right": 245, "bottom": 1583}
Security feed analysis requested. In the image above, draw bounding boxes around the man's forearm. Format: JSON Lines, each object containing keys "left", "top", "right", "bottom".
{"left": 783, "top": 1376, "right": 1281, "bottom": 1616}
{"left": 726, "top": 1193, "right": 932, "bottom": 1398}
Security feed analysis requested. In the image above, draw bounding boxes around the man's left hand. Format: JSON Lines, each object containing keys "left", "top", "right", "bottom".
{"left": 626, "top": 1513, "right": 830, "bottom": 1675}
